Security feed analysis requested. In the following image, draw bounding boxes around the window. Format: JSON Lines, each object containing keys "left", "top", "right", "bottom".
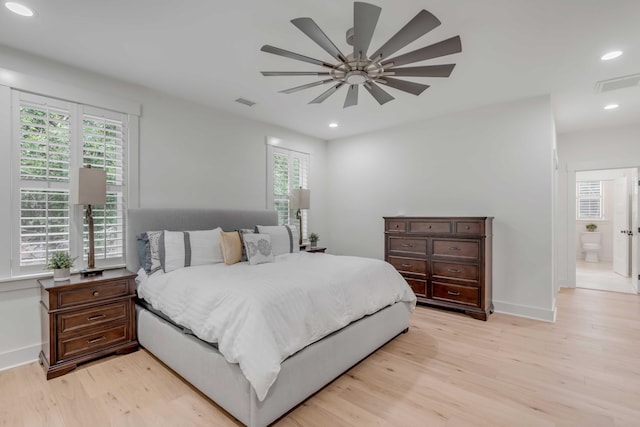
{"left": 266, "top": 144, "right": 309, "bottom": 239}
{"left": 576, "top": 181, "right": 603, "bottom": 220}
{"left": 12, "top": 91, "right": 129, "bottom": 276}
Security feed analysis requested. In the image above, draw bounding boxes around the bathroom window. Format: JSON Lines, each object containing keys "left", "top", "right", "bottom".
{"left": 576, "top": 181, "right": 603, "bottom": 220}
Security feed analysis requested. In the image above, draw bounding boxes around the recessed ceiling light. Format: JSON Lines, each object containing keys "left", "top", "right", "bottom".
{"left": 5, "top": 2, "right": 34, "bottom": 16}
{"left": 604, "top": 104, "right": 619, "bottom": 110}
{"left": 328, "top": 123, "right": 338, "bottom": 128}
{"left": 601, "top": 50, "right": 623, "bottom": 61}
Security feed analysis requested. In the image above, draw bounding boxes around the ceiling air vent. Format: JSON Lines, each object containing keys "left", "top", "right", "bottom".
{"left": 235, "top": 97, "right": 256, "bottom": 107}
{"left": 595, "top": 73, "right": 640, "bottom": 93}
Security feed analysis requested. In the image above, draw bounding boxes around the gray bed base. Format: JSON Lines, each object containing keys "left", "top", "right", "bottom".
{"left": 127, "top": 208, "right": 412, "bottom": 427}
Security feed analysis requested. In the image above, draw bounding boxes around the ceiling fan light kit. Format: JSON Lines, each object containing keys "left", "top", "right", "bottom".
{"left": 261, "top": 2, "right": 462, "bottom": 108}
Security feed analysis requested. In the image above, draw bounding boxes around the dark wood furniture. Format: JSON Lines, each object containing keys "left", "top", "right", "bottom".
{"left": 38, "top": 268, "right": 138, "bottom": 379}
{"left": 384, "top": 216, "right": 493, "bottom": 320}
{"left": 304, "top": 247, "right": 326, "bottom": 253}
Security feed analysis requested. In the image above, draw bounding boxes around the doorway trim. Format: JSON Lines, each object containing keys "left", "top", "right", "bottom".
{"left": 566, "top": 161, "right": 639, "bottom": 291}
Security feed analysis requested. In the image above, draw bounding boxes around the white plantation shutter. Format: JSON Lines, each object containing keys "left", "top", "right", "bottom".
{"left": 12, "top": 91, "right": 129, "bottom": 275}
{"left": 577, "top": 181, "right": 603, "bottom": 219}
{"left": 266, "top": 144, "right": 310, "bottom": 239}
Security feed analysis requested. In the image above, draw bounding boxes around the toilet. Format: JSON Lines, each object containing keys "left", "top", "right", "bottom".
{"left": 580, "top": 232, "right": 601, "bottom": 263}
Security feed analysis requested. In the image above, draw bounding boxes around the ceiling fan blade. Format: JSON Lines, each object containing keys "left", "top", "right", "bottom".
{"left": 363, "top": 82, "right": 394, "bottom": 105}
{"left": 261, "top": 45, "right": 335, "bottom": 69}
{"left": 379, "top": 78, "right": 430, "bottom": 96}
{"left": 381, "top": 36, "right": 462, "bottom": 68}
{"left": 343, "top": 85, "right": 359, "bottom": 108}
{"left": 386, "top": 64, "right": 456, "bottom": 78}
{"left": 369, "top": 10, "right": 441, "bottom": 62}
{"left": 279, "top": 79, "right": 335, "bottom": 94}
{"left": 261, "top": 71, "right": 331, "bottom": 76}
{"left": 309, "top": 83, "right": 344, "bottom": 104}
{"left": 291, "top": 17, "right": 347, "bottom": 62}
{"left": 352, "top": 2, "right": 381, "bottom": 60}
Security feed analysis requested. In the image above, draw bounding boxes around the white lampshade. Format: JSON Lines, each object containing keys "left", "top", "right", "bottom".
{"left": 74, "top": 167, "right": 107, "bottom": 205}
{"left": 291, "top": 188, "right": 310, "bottom": 210}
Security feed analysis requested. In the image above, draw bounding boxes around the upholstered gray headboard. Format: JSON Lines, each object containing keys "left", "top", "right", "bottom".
{"left": 125, "top": 208, "right": 278, "bottom": 272}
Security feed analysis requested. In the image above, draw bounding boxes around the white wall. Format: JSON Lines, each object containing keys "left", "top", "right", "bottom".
{"left": 556, "top": 124, "right": 640, "bottom": 287}
{"left": 0, "top": 45, "right": 327, "bottom": 370}
{"left": 327, "top": 95, "right": 556, "bottom": 321}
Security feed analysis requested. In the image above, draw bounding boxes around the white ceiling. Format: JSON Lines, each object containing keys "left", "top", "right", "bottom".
{"left": 1, "top": 0, "right": 639, "bottom": 140}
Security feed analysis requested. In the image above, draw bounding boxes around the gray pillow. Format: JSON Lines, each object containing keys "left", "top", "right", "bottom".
{"left": 242, "top": 233, "right": 274, "bottom": 265}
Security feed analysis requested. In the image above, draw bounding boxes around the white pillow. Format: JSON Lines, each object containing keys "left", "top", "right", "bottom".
{"left": 160, "top": 228, "right": 223, "bottom": 273}
{"left": 242, "top": 233, "right": 275, "bottom": 265}
{"left": 255, "top": 225, "right": 300, "bottom": 256}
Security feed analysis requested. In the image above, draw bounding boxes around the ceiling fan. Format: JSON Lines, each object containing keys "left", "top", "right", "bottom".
{"left": 260, "top": 2, "right": 462, "bottom": 108}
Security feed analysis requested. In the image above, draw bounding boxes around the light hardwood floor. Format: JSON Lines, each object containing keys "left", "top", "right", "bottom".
{"left": 2, "top": 288, "right": 639, "bottom": 426}
{"left": 576, "top": 260, "right": 636, "bottom": 294}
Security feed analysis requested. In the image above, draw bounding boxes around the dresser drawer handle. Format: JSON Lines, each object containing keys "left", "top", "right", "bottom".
{"left": 447, "top": 291, "right": 461, "bottom": 296}
{"left": 401, "top": 244, "right": 413, "bottom": 248}
{"left": 401, "top": 263, "right": 412, "bottom": 268}
{"left": 465, "top": 226, "right": 470, "bottom": 230}
{"left": 447, "top": 268, "right": 461, "bottom": 273}
{"left": 428, "top": 225, "right": 432, "bottom": 229}
{"left": 92, "top": 291, "right": 100, "bottom": 297}
{"left": 448, "top": 247, "right": 460, "bottom": 251}
{"left": 395, "top": 224, "right": 400, "bottom": 228}
{"left": 87, "top": 336, "right": 106, "bottom": 344}
{"left": 87, "top": 314, "right": 107, "bottom": 321}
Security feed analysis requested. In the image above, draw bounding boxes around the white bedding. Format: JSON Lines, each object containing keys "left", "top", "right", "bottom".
{"left": 137, "top": 252, "right": 416, "bottom": 401}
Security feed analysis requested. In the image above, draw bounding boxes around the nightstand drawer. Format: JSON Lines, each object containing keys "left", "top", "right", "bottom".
{"left": 58, "top": 323, "right": 129, "bottom": 361}
{"left": 58, "top": 280, "right": 130, "bottom": 308}
{"left": 432, "top": 282, "right": 480, "bottom": 307}
{"left": 57, "top": 301, "right": 129, "bottom": 335}
{"left": 432, "top": 261, "right": 479, "bottom": 282}
{"left": 432, "top": 239, "right": 479, "bottom": 260}
{"left": 388, "top": 237, "right": 427, "bottom": 255}
{"left": 388, "top": 256, "right": 427, "bottom": 275}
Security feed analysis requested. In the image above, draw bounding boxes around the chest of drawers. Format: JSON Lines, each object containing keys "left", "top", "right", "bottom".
{"left": 385, "top": 216, "right": 493, "bottom": 320}
{"left": 38, "top": 268, "right": 138, "bottom": 379}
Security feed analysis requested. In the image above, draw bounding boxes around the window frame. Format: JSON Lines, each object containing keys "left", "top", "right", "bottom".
{"left": 266, "top": 143, "right": 310, "bottom": 240}
{"left": 576, "top": 180, "right": 604, "bottom": 221}
{"left": 3, "top": 85, "right": 139, "bottom": 280}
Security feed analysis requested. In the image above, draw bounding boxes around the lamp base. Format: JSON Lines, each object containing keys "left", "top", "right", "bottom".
{"left": 80, "top": 268, "right": 104, "bottom": 278}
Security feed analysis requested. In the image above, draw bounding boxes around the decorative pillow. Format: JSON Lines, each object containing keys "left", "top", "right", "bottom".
{"left": 256, "top": 225, "right": 300, "bottom": 256}
{"left": 141, "top": 230, "right": 163, "bottom": 274}
{"left": 159, "top": 228, "right": 223, "bottom": 273}
{"left": 237, "top": 228, "right": 257, "bottom": 261}
{"left": 135, "top": 233, "right": 148, "bottom": 268}
{"left": 242, "top": 233, "right": 274, "bottom": 265}
{"left": 220, "top": 231, "right": 242, "bottom": 265}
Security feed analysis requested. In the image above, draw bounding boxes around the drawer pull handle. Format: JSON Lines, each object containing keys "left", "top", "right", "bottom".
{"left": 395, "top": 224, "right": 399, "bottom": 228}
{"left": 465, "top": 226, "right": 470, "bottom": 230}
{"left": 87, "top": 336, "right": 106, "bottom": 344}
{"left": 447, "top": 291, "right": 461, "bottom": 296}
{"left": 447, "top": 268, "right": 461, "bottom": 273}
{"left": 87, "top": 314, "right": 107, "bottom": 321}
{"left": 401, "top": 244, "right": 413, "bottom": 248}
{"left": 448, "top": 247, "right": 460, "bottom": 251}
{"left": 428, "top": 225, "right": 432, "bottom": 229}
{"left": 401, "top": 263, "right": 412, "bottom": 268}
{"left": 92, "top": 291, "right": 100, "bottom": 297}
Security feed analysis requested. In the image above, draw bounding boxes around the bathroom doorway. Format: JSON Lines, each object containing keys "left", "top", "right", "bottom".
{"left": 575, "top": 168, "right": 637, "bottom": 294}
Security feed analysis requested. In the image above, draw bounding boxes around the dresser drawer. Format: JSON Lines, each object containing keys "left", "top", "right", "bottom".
{"left": 432, "top": 239, "right": 479, "bottom": 260}
{"left": 57, "top": 280, "right": 130, "bottom": 309}
{"left": 386, "top": 220, "right": 406, "bottom": 232}
{"left": 409, "top": 221, "right": 451, "bottom": 234}
{"left": 455, "top": 221, "right": 483, "bottom": 234}
{"left": 405, "top": 278, "right": 426, "bottom": 297}
{"left": 431, "top": 282, "right": 480, "bottom": 307}
{"left": 388, "top": 237, "right": 427, "bottom": 255}
{"left": 58, "top": 323, "right": 129, "bottom": 361}
{"left": 432, "top": 261, "right": 479, "bottom": 282}
{"left": 388, "top": 256, "right": 427, "bottom": 275}
{"left": 57, "top": 301, "right": 129, "bottom": 335}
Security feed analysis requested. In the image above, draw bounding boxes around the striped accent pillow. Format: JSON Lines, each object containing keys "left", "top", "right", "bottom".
{"left": 159, "top": 228, "right": 223, "bottom": 273}
{"left": 255, "top": 225, "right": 300, "bottom": 256}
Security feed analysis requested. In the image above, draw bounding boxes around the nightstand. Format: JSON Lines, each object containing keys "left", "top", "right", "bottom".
{"left": 38, "top": 268, "right": 138, "bottom": 380}
{"left": 303, "top": 247, "right": 326, "bottom": 253}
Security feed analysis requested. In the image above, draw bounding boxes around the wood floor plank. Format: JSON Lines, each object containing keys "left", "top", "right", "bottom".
{"left": 1, "top": 288, "right": 639, "bottom": 426}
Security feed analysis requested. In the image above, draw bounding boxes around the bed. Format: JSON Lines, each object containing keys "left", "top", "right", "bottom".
{"left": 126, "top": 208, "right": 415, "bottom": 427}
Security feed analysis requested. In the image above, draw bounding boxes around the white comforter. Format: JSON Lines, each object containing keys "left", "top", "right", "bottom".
{"left": 138, "top": 252, "right": 416, "bottom": 401}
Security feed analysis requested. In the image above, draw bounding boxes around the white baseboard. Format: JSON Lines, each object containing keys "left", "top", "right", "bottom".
{"left": 0, "top": 343, "right": 40, "bottom": 372}
{"left": 493, "top": 300, "right": 557, "bottom": 323}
